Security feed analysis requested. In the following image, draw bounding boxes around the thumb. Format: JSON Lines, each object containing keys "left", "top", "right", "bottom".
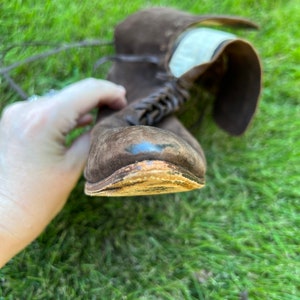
{"left": 65, "top": 132, "right": 91, "bottom": 177}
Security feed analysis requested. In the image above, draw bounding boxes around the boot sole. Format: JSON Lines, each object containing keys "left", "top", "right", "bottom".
{"left": 85, "top": 160, "right": 205, "bottom": 197}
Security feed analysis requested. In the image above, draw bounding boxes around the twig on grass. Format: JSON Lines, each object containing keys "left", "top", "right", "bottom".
{"left": 1, "top": 72, "right": 28, "bottom": 100}
{"left": 0, "top": 41, "right": 65, "bottom": 61}
{"left": 0, "top": 39, "right": 113, "bottom": 99}
{"left": 0, "top": 39, "right": 112, "bottom": 75}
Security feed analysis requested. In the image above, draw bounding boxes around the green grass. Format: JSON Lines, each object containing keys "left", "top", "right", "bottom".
{"left": 1, "top": 0, "right": 299, "bottom": 299}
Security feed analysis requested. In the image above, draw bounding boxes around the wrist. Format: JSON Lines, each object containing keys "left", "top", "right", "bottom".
{"left": 0, "top": 194, "right": 38, "bottom": 268}
{"left": 0, "top": 225, "right": 20, "bottom": 268}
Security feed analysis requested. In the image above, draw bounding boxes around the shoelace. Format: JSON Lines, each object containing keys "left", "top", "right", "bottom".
{"left": 94, "top": 54, "right": 161, "bottom": 70}
{"left": 95, "top": 54, "right": 190, "bottom": 126}
{"left": 125, "top": 80, "right": 190, "bottom": 126}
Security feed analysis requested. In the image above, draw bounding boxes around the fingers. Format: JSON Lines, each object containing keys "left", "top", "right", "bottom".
{"left": 53, "top": 78, "right": 127, "bottom": 116}
{"left": 76, "top": 114, "right": 94, "bottom": 127}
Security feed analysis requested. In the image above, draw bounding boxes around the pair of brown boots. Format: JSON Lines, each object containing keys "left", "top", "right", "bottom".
{"left": 84, "top": 8, "right": 262, "bottom": 197}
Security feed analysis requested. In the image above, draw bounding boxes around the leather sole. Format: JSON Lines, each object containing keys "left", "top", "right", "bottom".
{"left": 85, "top": 160, "right": 204, "bottom": 196}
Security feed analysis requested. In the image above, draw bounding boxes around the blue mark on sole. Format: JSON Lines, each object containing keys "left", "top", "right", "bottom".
{"left": 126, "top": 141, "right": 170, "bottom": 155}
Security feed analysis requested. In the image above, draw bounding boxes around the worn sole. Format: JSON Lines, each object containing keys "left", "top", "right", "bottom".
{"left": 84, "top": 160, "right": 205, "bottom": 197}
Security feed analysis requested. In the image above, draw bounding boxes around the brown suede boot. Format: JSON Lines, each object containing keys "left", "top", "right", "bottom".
{"left": 84, "top": 7, "right": 262, "bottom": 197}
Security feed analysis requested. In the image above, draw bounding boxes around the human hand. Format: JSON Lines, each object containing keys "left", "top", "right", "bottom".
{"left": 0, "top": 78, "right": 126, "bottom": 267}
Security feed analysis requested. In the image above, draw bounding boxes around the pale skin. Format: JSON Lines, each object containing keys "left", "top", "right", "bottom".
{"left": 0, "top": 78, "right": 127, "bottom": 268}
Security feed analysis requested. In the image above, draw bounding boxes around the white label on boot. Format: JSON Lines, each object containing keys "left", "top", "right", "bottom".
{"left": 169, "top": 28, "right": 236, "bottom": 78}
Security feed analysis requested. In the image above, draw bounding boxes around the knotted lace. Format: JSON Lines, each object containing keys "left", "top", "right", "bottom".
{"left": 125, "top": 80, "right": 189, "bottom": 126}
{"left": 94, "top": 54, "right": 190, "bottom": 126}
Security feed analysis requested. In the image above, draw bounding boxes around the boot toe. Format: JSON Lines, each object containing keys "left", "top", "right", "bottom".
{"left": 84, "top": 125, "right": 206, "bottom": 196}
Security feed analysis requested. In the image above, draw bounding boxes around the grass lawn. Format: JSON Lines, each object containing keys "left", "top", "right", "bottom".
{"left": 0, "top": 0, "right": 299, "bottom": 299}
